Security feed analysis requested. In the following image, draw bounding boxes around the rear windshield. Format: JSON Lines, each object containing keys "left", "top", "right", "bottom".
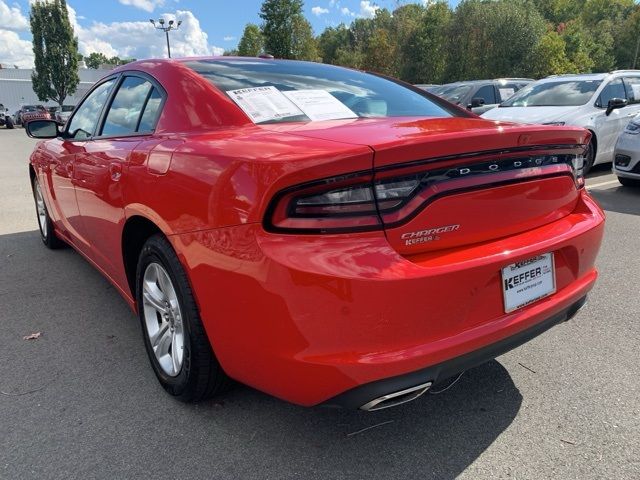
{"left": 500, "top": 80, "right": 602, "bottom": 107}
{"left": 183, "top": 59, "right": 456, "bottom": 124}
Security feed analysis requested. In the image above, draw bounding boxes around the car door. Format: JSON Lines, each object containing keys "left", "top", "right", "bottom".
{"left": 73, "top": 74, "right": 165, "bottom": 281}
{"left": 43, "top": 77, "right": 118, "bottom": 247}
{"left": 593, "top": 78, "right": 629, "bottom": 160}
{"left": 623, "top": 76, "right": 640, "bottom": 121}
{"left": 471, "top": 84, "right": 498, "bottom": 114}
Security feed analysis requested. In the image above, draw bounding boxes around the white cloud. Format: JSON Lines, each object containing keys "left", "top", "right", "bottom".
{"left": 76, "top": 10, "right": 224, "bottom": 59}
{"left": 359, "top": 1, "right": 379, "bottom": 18}
{"left": 223, "top": 35, "right": 236, "bottom": 42}
{"left": 0, "top": 3, "right": 223, "bottom": 68}
{"left": 0, "top": 29, "right": 34, "bottom": 68}
{"left": 118, "top": 0, "right": 165, "bottom": 13}
{"left": 0, "top": 0, "right": 29, "bottom": 31}
{"left": 311, "top": 6, "right": 329, "bottom": 16}
{"left": 341, "top": 6, "right": 354, "bottom": 17}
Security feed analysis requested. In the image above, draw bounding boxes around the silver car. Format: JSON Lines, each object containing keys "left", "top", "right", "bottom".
{"left": 613, "top": 113, "right": 640, "bottom": 187}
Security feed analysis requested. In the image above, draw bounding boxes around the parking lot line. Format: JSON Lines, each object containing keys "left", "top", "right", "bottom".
{"left": 587, "top": 179, "right": 619, "bottom": 189}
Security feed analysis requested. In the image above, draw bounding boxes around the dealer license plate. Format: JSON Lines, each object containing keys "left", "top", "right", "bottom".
{"left": 502, "top": 253, "right": 556, "bottom": 313}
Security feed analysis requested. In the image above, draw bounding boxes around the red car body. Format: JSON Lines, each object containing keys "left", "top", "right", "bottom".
{"left": 28, "top": 58, "right": 604, "bottom": 408}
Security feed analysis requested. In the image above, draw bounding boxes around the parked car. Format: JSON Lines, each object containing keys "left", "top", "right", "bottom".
{"left": 414, "top": 84, "right": 440, "bottom": 92}
{"left": 25, "top": 58, "right": 604, "bottom": 409}
{"left": 612, "top": 113, "right": 640, "bottom": 187}
{"left": 54, "top": 105, "right": 75, "bottom": 124}
{"left": 483, "top": 71, "right": 640, "bottom": 173}
{"left": 430, "top": 79, "right": 533, "bottom": 114}
{"left": 17, "top": 105, "right": 51, "bottom": 126}
{"left": 0, "top": 103, "right": 14, "bottom": 129}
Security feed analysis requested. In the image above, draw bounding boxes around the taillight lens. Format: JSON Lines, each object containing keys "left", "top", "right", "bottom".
{"left": 266, "top": 153, "right": 586, "bottom": 233}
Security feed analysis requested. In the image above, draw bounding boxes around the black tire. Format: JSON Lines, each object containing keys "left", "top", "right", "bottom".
{"left": 136, "top": 234, "right": 230, "bottom": 402}
{"left": 618, "top": 176, "right": 640, "bottom": 187}
{"left": 583, "top": 140, "right": 595, "bottom": 175}
{"left": 5, "top": 116, "right": 14, "bottom": 129}
{"left": 32, "top": 177, "right": 65, "bottom": 249}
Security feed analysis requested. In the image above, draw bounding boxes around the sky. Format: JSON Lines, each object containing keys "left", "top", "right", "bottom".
{"left": 0, "top": 0, "right": 460, "bottom": 68}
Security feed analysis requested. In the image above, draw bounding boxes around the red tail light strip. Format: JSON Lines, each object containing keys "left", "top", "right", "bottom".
{"left": 265, "top": 149, "right": 586, "bottom": 234}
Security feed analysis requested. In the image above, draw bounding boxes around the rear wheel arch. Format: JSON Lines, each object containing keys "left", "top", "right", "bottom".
{"left": 122, "top": 216, "right": 163, "bottom": 299}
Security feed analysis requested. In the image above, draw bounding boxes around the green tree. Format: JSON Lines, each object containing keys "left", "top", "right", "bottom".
{"left": 259, "top": 0, "right": 304, "bottom": 59}
{"left": 317, "top": 24, "right": 350, "bottom": 64}
{"left": 290, "top": 15, "right": 319, "bottom": 61}
{"left": 614, "top": 7, "right": 640, "bottom": 68}
{"left": 85, "top": 52, "right": 108, "bottom": 69}
{"left": 237, "top": 23, "right": 264, "bottom": 57}
{"left": 446, "top": 0, "right": 546, "bottom": 81}
{"left": 401, "top": 1, "right": 452, "bottom": 83}
{"left": 30, "top": 0, "right": 79, "bottom": 107}
{"left": 528, "top": 30, "right": 574, "bottom": 77}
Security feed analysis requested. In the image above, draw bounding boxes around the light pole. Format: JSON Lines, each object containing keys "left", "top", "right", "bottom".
{"left": 150, "top": 18, "right": 182, "bottom": 58}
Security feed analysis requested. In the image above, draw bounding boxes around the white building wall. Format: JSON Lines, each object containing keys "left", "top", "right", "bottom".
{"left": 0, "top": 69, "right": 112, "bottom": 112}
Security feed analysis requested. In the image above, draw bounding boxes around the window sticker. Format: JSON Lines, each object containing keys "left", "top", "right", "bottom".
{"left": 282, "top": 89, "right": 358, "bottom": 121}
{"left": 499, "top": 88, "right": 516, "bottom": 101}
{"left": 226, "top": 86, "right": 303, "bottom": 123}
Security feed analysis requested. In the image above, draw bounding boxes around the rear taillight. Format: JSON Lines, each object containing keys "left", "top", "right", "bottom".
{"left": 265, "top": 153, "right": 586, "bottom": 233}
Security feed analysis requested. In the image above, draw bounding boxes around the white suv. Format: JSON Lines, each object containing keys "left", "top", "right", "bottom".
{"left": 482, "top": 71, "right": 640, "bottom": 172}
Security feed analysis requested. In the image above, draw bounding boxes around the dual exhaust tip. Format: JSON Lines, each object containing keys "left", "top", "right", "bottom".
{"left": 360, "top": 381, "right": 433, "bottom": 411}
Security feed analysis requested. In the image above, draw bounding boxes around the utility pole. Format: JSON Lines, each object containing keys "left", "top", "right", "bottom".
{"left": 150, "top": 18, "right": 182, "bottom": 58}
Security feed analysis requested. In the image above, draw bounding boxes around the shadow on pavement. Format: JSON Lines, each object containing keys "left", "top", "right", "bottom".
{"left": 0, "top": 230, "right": 522, "bottom": 479}
{"left": 589, "top": 183, "right": 640, "bottom": 216}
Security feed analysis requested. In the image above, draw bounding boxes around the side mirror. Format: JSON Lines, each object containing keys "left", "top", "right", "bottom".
{"left": 25, "top": 119, "right": 59, "bottom": 139}
{"left": 468, "top": 97, "right": 485, "bottom": 109}
{"left": 606, "top": 97, "right": 628, "bottom": 116}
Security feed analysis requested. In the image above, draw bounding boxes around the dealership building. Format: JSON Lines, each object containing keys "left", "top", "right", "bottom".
{"left": 0, "top": 65, "right": 112, "bottom": 111}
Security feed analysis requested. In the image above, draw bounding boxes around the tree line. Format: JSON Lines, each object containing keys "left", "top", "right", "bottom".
{"left": 230, "top": 0, "right": 640, "bottom": 83}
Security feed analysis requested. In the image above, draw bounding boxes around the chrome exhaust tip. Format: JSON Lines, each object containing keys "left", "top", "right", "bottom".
{"left": 360, "top": 381, "right": 433, "bottom": 411}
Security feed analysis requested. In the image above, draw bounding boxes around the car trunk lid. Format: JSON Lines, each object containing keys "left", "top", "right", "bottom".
{"left": 268, "top": 117, "right": 589, "bottom": 254}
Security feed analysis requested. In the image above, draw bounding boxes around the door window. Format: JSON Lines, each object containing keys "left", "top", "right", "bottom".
{"left": 137, "top": 88, "right": 163, "bottom": 133}
{"left": 101, "top": 76, "right": 154, "bottom": 136}
{"left": 623, "top": 77, "right": 640, "bottom": 104}
{"left": 67, "top": 78, "right": 116, "bottom": 139}
{"left": 474, "top": 85, "right": 497, "bottom": 105}
{"left": 596, "top": 78, "right": 626, "bottom": 108}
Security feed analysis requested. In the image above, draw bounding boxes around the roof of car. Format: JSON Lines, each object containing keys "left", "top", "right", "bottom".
{"left": 437, "top": 78, "right": 533, "bottom": 87}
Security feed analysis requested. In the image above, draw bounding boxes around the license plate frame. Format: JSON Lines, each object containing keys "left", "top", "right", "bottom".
{"left": 502, "top": 253, "right": 556, "bottom": 313}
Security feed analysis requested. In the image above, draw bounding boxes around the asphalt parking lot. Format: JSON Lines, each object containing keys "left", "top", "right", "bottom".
{"left": 1, "top": 128, "right": 638, "bottom": 480}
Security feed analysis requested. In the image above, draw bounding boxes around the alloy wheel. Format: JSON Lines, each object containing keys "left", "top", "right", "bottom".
{"left": 142, "top": 262, "right": 185, "bottom": 377}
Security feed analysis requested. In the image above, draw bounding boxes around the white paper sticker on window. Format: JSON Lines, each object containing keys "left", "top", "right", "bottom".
{"left": 631, "top": 84, "right": 640, "bottom": 100}
{"left": 282, "top": 89, "right": 358, "bottom": 121}
{"left": 499, "top": 88, "right": 516, "bottom": 101}
{"left": 226, "top": 86, "right": 303, "bottom": 123}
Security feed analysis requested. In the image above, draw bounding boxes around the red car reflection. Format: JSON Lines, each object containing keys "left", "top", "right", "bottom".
{"left": 26, "top": 58, "right": 604, "bottom": 410}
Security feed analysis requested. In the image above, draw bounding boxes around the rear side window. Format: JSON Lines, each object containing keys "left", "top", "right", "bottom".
{"left": 597, "top": 78, "right": 626, "bottom": 108}
{"left": 137, "top": 88, "right": 163, "bottom": 133}
{"left": 475, "top": 85, "right": 497, "bottom": 104}
{"left": 101, "top": 76, "right": 154, "bottom": 136}
{"left": 624, "top": 77, "right": 640, "bottom": 104}
{"left": 67, "top": 78, "right": 116, "bottom": 139}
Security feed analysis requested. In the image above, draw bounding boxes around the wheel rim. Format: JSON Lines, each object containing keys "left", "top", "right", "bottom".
{"left": 142, "top": 262, "right": 185, "bottom": 377}
{"left": 34, "top": 181, "right": 47, "bottom": 239}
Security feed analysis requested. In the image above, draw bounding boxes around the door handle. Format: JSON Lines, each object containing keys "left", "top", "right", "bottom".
{"left": 109, "top": 163, "right": 122, "bottom": 181}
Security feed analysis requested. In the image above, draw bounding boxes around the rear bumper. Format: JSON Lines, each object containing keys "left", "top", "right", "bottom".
{"left": 174, "top": 190, "right": 604, "bottom": 407}
{"left": 326, "top": 295, "right": 587, "bottom": 409}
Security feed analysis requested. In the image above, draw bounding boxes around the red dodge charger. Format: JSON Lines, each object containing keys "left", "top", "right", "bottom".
{"left": 26, "top": 58, "right": 604, "bottom": 410}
